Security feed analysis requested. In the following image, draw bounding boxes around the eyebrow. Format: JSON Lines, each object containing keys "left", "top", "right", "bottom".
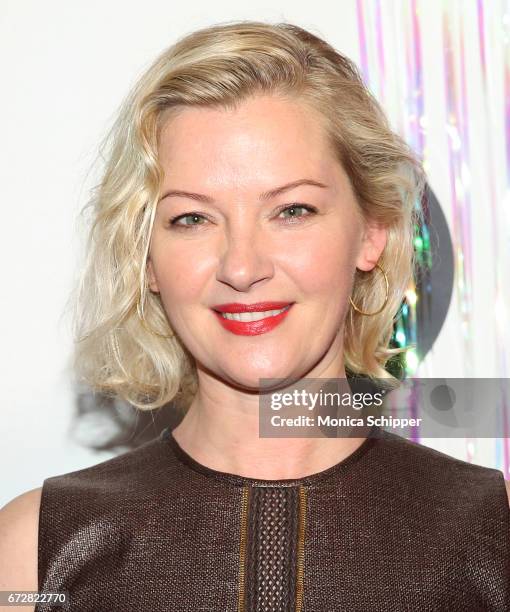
{"left": 158, "top": 178, "right": 329, "bottom": 204}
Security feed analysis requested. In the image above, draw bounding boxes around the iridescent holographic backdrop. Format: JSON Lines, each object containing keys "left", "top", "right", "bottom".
{"left": 356, "top": 0, "right": 510, "bottom": 475}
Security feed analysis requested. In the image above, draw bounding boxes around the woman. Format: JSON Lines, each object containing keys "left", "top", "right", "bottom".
{"left": 1, "top": 20, "right": 509, "bottom": 611}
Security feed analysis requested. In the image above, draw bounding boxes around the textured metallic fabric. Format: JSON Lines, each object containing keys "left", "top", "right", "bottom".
{"left": 36, "top": 425, "right": 510, "bottom": 611}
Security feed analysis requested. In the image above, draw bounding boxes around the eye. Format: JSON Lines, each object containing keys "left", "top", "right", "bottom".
{"left": 277, "top": 204, "right": 318, "bottom": 221}
{"left": 168, "top": 213, "right": 208, "bottom": 228}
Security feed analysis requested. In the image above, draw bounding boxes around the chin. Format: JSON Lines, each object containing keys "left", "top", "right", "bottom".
{"left": 223, "top": 362, "right": 299, "bottom": 392}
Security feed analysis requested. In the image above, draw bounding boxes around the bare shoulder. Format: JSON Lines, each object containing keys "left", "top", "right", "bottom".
{"left": 0, "top": 487, "right": 42, "bottom": 612}
{"left": 506, "top": 480, "right": 510, "bottom": 508}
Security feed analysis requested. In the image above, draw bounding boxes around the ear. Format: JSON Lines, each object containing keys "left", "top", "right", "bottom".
{"left": 147, "top": 257, "right": 160, "bottom": 293}
{"left": 355, "top": 219, "right": 387, "bottom": 272}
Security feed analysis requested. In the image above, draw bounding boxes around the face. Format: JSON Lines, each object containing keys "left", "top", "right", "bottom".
{"left": 147, "top": 94, "right": 386, "bottom": 390}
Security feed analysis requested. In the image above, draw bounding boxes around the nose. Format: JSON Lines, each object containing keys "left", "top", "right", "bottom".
{"left": 215, "top": 226, "right": 274, "bottom": 292}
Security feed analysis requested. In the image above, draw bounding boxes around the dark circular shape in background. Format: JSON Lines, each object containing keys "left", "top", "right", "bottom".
{"left": 415, "top": 184, "right": 454, "bottom": 360}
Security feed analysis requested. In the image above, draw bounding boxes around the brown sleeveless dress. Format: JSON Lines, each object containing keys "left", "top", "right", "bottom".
{"left": 35, "top": 425, "right": 510, "bottom": 611}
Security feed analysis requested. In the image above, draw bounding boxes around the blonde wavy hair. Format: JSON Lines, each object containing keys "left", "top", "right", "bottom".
{"left": 71, "top": 20, "right": 427, "bottom": 411}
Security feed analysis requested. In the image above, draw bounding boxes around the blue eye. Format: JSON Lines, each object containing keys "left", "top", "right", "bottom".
{"left": 278, "top": 204, "right": 317, "bottom": 220}
{"left": 169, "top": 213, "right": 207, "bottom": 227}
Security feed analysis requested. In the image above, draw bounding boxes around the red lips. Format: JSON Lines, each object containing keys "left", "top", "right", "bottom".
{"left": 212, "top": 302, "right": 294, "bottom": 336}
{"left": 212, "top": 301, "right": 293, "bottom": 313}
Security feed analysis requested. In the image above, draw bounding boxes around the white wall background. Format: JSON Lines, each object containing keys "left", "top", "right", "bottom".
{"left": 1, "top": 0, "right": 508, "bottom": 505}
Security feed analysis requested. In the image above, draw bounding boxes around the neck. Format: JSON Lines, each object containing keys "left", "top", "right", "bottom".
{"left": 171, "top": 354, "right": 369, "bottom": 481}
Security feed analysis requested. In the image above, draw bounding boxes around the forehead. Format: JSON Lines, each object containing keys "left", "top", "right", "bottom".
{"left": 157, "top": 95, "right": 340, "bottom": 190}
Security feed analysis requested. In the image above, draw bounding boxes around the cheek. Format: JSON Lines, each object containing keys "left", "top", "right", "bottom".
{"left": 150, "top": 240, "right": 213, "bottom": 303}
{"left": 278, "top": 226, "right": 357, "bottom": 293}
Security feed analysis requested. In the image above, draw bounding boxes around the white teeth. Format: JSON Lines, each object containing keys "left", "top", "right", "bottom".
{"left": 221, "top": 306, "right": 290, "bottom": 322}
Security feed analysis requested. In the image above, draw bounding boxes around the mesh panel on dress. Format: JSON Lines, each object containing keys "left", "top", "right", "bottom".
{"left": 245, "top": 486, "right": 299, "bottom": 611}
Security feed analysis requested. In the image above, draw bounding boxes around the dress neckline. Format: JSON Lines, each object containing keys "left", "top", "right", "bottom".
{"left": 160, "top": 424, "right": 381, "bottom": 487}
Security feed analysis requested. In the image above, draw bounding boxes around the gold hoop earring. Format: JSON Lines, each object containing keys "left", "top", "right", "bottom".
{"left": 349, "top": 263, "right": 389, "bottom": 316}
{"left": 136, "top": 295, "right": 174, "bottom": 339}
